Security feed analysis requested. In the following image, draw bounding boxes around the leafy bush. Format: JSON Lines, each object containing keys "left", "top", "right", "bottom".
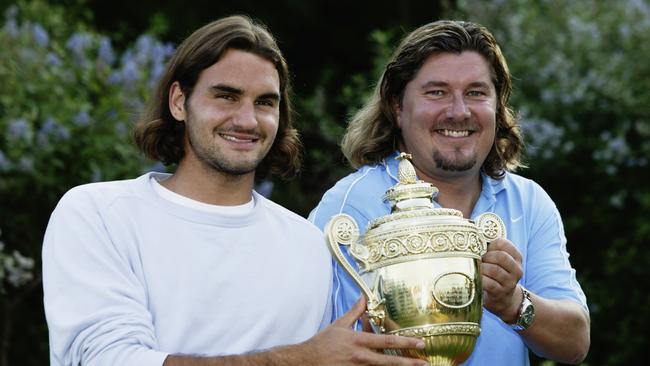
{"left": 0, "top": 1, "right": 173, "bottom": 364}
{"left": 455, "top": 0, "right": 650, "bottom": 364}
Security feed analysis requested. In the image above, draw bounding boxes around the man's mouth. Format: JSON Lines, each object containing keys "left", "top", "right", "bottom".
{"left": 437, "top": 129, "right": 471, "bottom": 137}
{"left": 218, "top": 132, "right": 260, "bottom": 143}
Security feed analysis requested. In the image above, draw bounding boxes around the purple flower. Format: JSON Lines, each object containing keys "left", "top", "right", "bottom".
{"left": 46, "top": 52, "right": 62, "bottom": 67}
{"left": 114, "top": 122, "right": 126, "bottom": 135}
{"left": 125, "top": 98, "right": 144, "bottom": 111}
{"left": 136, "top": 35, "right": 154, "bottom": 50}
{"left": 7, "top": 119, "right": 30, "bottom": 141}
{"left": 3, "top": 18, "right": 18, "bottom": 37}
{"left": 19, "top": 48, "right": 37, "bottom": 61}
{"left": 134, "top": 35, "right": 154, "bottom": 64}
{"left": 120, "top": 49, "right": 135, "bottom": 65}
{"left": 3, "top": 6, "right": 19, "bottom": 37}
{"left": 37, "top": 117, "right": 70, "bottom": 145}
{"left": 32, "top": 24, "right": 49, "bottom": 47}
{"left": 98, "top": 37, "right": 115, "bottom": 65}
{"left": 149, "top": 62, "right": 165, "bottom": 88}
{"left": 4, "top": 5, "right": 18, "bottom": 19}
{"left": 121, "top": 59, "right": 140, "bottom": 89}
{"left": 40, "top": 117, "right": 57, "bottom": 134}
{"left": 55, "top": 125, "right": 70, "bottom": 140}
{"left": 91, "top": 168, "right": 102, "bottom": 182}
{"left": 18, "top": 157, "right": 34, "bottom": 172}
{"left": 151, "top": 42, "right": 170, "bottom": 64}
{"left": 66, "top": 32, "right": 93, "bottom": 62}
{"left": 607, "top": 136, "right": 628, "bottom": 156}
{"left": 107, "top": 71, "right": 122, "bottom": 85}
{"left": 108, "top": 56, "right": 140, "bottom": 89}
{"left": 73, "top": 110, "right": 91, "bottom": 127}
{"left": 162, "top": 43, "right": 175, "bottom": 58}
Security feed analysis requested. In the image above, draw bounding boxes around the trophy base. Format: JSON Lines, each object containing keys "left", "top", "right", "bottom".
{"left": 424, "top": 356, "right": 455, "bottom": 366}
{"left": 386, "top": 349, "right": 457, "bottom": 366}
{"left": 385, "top": 322, "right": 479, "bottom": 366}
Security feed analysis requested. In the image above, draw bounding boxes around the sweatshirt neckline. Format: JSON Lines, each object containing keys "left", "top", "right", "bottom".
{"left": 135, "top": 172, "right": 264, "bottom": 227}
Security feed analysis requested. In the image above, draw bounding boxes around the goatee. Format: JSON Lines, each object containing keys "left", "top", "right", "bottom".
{"left": 432, "top": 149, "right": 477, "bottom": 172}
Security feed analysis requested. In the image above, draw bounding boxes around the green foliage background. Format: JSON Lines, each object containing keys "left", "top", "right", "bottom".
{"left": 454, "top": 2, "right": 650, "bottom": 364}
{"left": 0, "top": 0, "right": 648, "bottom": 365}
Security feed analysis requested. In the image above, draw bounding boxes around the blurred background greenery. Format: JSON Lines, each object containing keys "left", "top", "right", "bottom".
{"left": 0, "top": 0, "right": 648, "bottom": 364}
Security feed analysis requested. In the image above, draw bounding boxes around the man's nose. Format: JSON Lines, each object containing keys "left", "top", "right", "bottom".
{"left": 232, "top": 102, "right": 258, "bottom": 130}
{"left": 446, "top": 95, "right": 471, "bottom": 120}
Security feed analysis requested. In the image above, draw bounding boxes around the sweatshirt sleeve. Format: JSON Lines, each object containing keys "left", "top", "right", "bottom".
{"left": 42, "top": 187, "right": 168, "bottom": 366}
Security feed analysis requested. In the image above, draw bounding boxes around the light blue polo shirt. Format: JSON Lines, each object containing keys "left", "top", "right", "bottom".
{"left": 309, "top": 151, "right": 587, "bottom": 365}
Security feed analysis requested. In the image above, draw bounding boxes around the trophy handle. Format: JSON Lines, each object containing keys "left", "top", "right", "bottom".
{"left": 475, "top": 212, "right": 507, "bottom": 255}
{"left": 324, "top": 214, "right": 385, "bottom": 324}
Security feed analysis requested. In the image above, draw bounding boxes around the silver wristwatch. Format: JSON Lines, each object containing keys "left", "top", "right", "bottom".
{"left": 510, "top": 286, "right": 535, "bottom": 331}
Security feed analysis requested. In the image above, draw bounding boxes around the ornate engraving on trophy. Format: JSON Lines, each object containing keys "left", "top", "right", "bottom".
{"left": 433, "top": 272, "right": 475, "bottom": 309}
{"left": 335, "top": 219, "right": 355, "bottom": 242}
{"left": 475, "top": 212, "right": 506, "bottom": 242}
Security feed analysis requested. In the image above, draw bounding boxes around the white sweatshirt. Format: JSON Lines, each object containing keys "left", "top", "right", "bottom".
{"left": 43, "top": 173, "right": 332, "bottom": 366}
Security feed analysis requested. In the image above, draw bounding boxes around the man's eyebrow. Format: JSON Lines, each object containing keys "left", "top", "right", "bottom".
{"left": 420, "top": 80, "right": 492, "bottom": 89}
{"left": 258, "top": 92, "right": 281, "bottom": 101}
{"left": 209, "top": 84, "right": 243, "bottom": 95}
{"left": 420, "top": 80, "right": 448, "bottom": 89}
{"left": 209, "top": 84, "right": 280, "bottom": 101}
{"left": 466, "top": 81, "right": 492, "bottom": 89}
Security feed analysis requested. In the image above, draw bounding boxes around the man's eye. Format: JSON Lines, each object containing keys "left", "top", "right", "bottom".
{"left": 467, "top": 90, "right": 486, "bottom": 97}
{"left": 256, "top": 99, "right": 275, "bottom": 107}
{"left": 216, "top": 94, "right": 235, "bottom": 101}
{"left": 426, "top": 90, "right": 444, "bottom": 96}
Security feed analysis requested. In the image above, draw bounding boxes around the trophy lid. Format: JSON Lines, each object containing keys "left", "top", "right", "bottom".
{"left": 370, "top": 153, "right": 462, "bottom": 230}
{"left": 383, "top": 153, "right": 438, "bottom": 211}
{"left": 327, "top": 152, "right": 505, "bottom": 274}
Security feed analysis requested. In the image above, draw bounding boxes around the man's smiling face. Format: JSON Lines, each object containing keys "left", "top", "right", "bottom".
{"left": 175, "top": 48, "right": 281, "bottom": 177}
{"left": 395, "top": 51, "right": 497, "bottom": 180}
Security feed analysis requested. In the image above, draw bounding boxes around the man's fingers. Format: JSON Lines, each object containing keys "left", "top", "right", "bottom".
{"left": 332, "top": 296, "right": 366, "bottom": 328}
{"left": 482, "top": 250, "right": 522, "bottom": 279}
{"left": 357, "top": 332, "right": 425, "bottom": 351}
{"left": 481, "top": 261, "right": 514, "bottom": 287}
{"left": 487, "top": 238, "right": 522, "bottom": 264}
{"left": 481, "top": 275, "right": 500, "bottom": 296}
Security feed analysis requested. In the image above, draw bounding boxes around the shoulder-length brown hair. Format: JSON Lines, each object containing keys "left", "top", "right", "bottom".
{"left": 133, "top": 15, "right": 301, "bottom": 180}
{"left": 342, "top": 20, "right": 525, "bottom": 179}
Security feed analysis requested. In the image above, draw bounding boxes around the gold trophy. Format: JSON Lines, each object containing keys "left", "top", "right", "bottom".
{"left": 325, "top": 153, "right": 506, "bottom": 366}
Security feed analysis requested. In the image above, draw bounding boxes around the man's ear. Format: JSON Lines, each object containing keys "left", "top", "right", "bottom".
{"left": 393, "top": 98, "right": 402, "bottom": 128}
{"left": 169, "top": 81, "right": 187, "bottom": 121}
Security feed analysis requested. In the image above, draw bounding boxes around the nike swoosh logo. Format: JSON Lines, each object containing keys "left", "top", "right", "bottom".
{"left": 511, "top": 216, "right": 523, "bottom": 223}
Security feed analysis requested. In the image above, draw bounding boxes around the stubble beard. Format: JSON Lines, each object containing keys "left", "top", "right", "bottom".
{"left": 186, "top": 121, "right": 270, "bottom": 177}
{"left": 432, "top": 147, "right": 477, "bottom": 172}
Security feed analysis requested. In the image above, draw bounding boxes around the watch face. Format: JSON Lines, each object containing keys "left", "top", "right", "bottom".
{"left": 521, "top": 304, "right": 535, "bottom": 326}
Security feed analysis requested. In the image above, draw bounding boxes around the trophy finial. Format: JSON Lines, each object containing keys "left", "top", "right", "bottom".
{"left": 383, "top": 152, "right": 438, "bottom": 212}
{"left": 396, "top": 153, "right": 417, "bottom": 184}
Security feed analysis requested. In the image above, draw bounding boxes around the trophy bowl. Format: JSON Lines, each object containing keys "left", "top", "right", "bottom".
{"left": 325, "top": 153, "right": 505, "bottom": 366}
